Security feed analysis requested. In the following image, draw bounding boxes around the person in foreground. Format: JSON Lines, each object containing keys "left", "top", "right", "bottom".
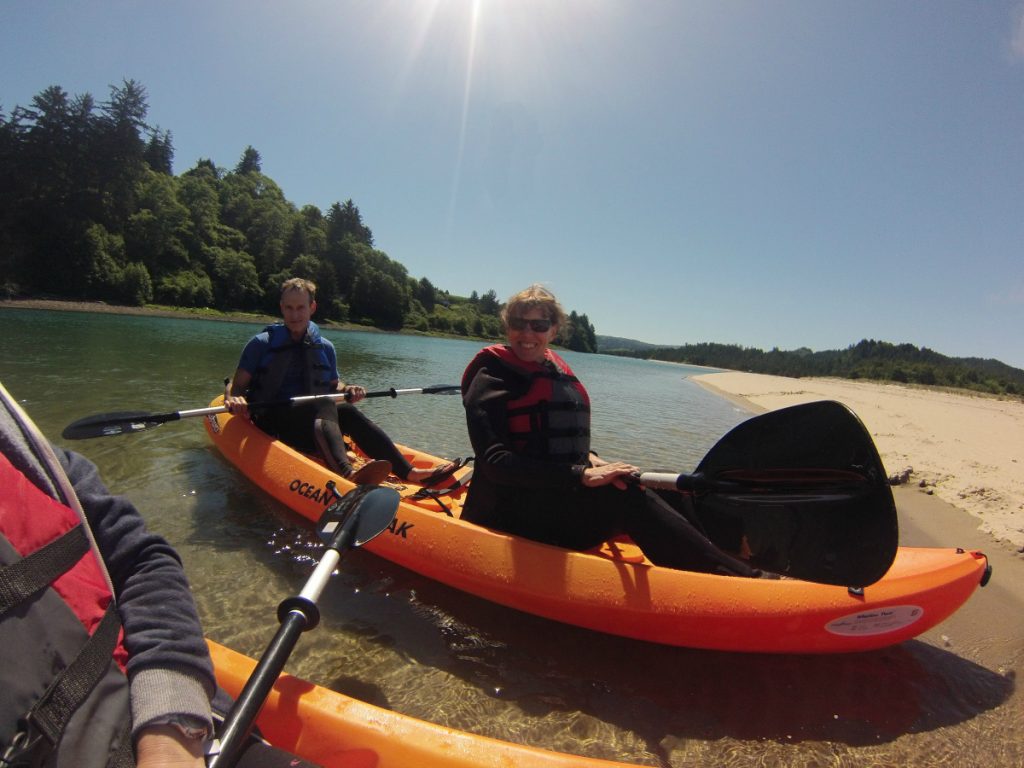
{"left": 225, "top": 277, "right": 458, "bottom": 487}
{"left": 0, "top": 380, "right": 215, "bottom": 768}
{"left": 460, "top": 284, "right": 770, "bottom": 577}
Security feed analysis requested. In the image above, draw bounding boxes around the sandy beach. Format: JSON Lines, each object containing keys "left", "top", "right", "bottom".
{"left": 694, "top": 371, "right": 1024, "bottom": 553}
{"left": 693, "top": 371, "right": 1024, "bottom": 699}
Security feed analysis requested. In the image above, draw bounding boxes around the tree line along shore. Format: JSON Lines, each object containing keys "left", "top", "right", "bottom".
{"left": 3, "top": 79, "right": 1019, "bottom": 395}
{"left": 1, "top": 80, "right": 598, "bottom": 353}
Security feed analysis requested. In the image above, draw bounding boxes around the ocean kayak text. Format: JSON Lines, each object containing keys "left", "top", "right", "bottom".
{"left": 288, "top": 478, "right": 414, "bottom": 537}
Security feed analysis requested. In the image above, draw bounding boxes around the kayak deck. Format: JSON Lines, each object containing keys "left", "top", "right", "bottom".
{"left": 204, "top": 397, "right": 989, "bottom": 654}
{"left": 208, "top": 640, "right": 632, "bottom": 768}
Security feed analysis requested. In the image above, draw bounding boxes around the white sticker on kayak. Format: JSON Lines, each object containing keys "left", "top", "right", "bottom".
{"left": 825, "top": 605, "right": 924, "bottom": 637}
{"left": 206, "top": 414, "right": 220, "bottom": 434}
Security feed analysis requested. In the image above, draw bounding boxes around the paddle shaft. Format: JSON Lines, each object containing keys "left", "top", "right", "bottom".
{"left": 206, "top": 485, "right": 399, "bottom": 768}
{"left": 639, "top": 468, "right": 871, "bottom": 493}
{"left": 195, "top": 386, "right": 455, "bottom": 419}
{"left": 61, "top": 385, "right": 460, "bottom": 439}
{"left": 207, "top": 549, "right": 342, "bottom": 768}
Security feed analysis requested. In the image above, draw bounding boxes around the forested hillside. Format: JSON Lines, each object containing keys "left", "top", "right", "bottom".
{"left": 0, "top": 80, "right": 599, "bottom": 350}
{"left": 3, "top": 80, "right": 1017, "bottom": 389}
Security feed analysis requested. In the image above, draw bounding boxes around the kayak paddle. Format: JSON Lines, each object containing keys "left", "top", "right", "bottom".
{"left": 60, "top": 385, "right": 461, "bottom": 440}
{"left": 641, "top": 400, "right": 899, "bottom": 587}
{"left": 208, "top": 482, "right": 400, "bottom": 768}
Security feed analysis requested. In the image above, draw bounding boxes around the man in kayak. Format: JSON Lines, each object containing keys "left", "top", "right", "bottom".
{"left": 460, "top": 284, "right": 772, "bottom": 577}
{"left": 0, "top": 380, "right": 216, "bottom": 767}
{"left": 225, "top": 277, "right": 458, "bottom": 486}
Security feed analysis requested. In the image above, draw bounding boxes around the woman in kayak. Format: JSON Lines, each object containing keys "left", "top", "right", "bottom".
{"left": 460, "top": 284, "right": 770, "bottom": 577}
{"left": 225, "top": 277, "right": 458, "bottom": 487}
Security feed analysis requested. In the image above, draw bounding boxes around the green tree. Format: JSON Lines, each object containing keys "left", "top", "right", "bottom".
{"left": 96, "top": 79, "right": 150, "bottom": 228}
{"left": 235, "top": 145, "right": 262, "bottom": 174}
{"left": 285, "top": 205, "right": 327, "bottom": 263}
{"left": 144, "top": 128, "right": 174, "bottom": 174}
{"left": 349, "top": 269, "right": 406, "bottom": 328}
{"left": 479, "top": 289, "right": 501, "bottom": 316}
{"left": 415, "top": 277, "right": 436, "bottom": 312}
{"left": 178, "top": 161, "right": 222, "bottom": 256}
{"left": 124, "top": 169, "right": 190, "bottom": 278}
{"left": 219, "top": 168, "right": 292, "bottom": 277}
{"left": 563, "top": 310, "right": 597, "bottom": 352}
{"left": 208, "top": 246, "right": 262, "bottom": 309}
{"left": 118, "top": 262, "right": 154, "bottom": 306}
{"left": 155, "top": 269, "right": 214, "bottom": 307}
{"left": 326, "top": 199, "right": 373, "bottom": 247}
{"left": 80, "top": 223, "right": 126, "bottom": 300}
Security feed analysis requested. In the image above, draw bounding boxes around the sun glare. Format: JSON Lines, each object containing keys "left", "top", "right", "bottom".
{"left": 378, "top": 0, "right": 617, "bottom": 227}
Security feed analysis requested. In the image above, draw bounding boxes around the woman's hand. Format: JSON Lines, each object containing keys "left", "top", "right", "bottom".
{"left": 581, "top": 461, "right": 639, "bottom": 491}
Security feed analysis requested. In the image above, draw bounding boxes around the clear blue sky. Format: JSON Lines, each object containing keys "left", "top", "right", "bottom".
{"left": 4, "top": 1, "right": 1023, "bottom": 368}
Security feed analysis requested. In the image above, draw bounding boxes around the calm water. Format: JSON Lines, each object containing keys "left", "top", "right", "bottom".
{"left": 1, "top": 307, "right": 1018, "bottom": 767}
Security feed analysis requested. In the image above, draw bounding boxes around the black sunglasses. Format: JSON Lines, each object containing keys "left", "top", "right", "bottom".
{"left": 507, "top": 317, "right": 552, "bottom": 332}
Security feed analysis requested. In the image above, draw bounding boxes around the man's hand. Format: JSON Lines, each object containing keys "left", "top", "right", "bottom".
{"left": 224, "top": 393, "right": 251, "bottom": 421}
{"left": 341, "top": 384, "right": 367, "bottom": 404}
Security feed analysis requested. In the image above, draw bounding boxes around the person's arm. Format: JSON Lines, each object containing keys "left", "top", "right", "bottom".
{"left": 57, "top": 450, "right": 215, "bottom": 766}
{"left": 225, "top": 333, "right": 274, "bottom": 419}
{"left": 323, "top": 338, "right": 366, "bottom": 403}
{"left": 224, "top": 368, "right": 253, "bottom": 420}
{"left": 134, "top": 725, "right": 206, "bottom": 768}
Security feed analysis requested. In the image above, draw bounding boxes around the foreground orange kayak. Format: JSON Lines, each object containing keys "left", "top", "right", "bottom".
{"left": 209, "top": 639, "right": 630, "bottom": 767}
{"left": 204, "top": 397, "right": 990, "bottom": 654}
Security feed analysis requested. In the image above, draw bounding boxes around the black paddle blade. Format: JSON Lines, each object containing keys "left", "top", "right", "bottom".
{"left": 691, "top": 400, "right": 898, "bottom": 587}
{"left": 61, "top": 411, "right": 175, "bottom": 440}
{"left": 317, "top": 485, "right": 400, "bottom": 549}
{"left": 422, "top": 384, "right": 461, "bottom": 395}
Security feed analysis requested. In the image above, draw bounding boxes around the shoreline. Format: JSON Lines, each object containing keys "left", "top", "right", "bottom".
{"left": 0, "top": 297, "right": 488, "bottom": 342}
{"left": 693, "top": 371, "right": 1024, "bottom": 554}
{"left": 0, "top": 297, "right": 370, "bottom": 332}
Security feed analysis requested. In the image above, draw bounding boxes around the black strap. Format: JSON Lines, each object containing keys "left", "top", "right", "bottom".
{"left": 27, "top": 603, "right": 124, "bottom": 746}
{"left": 0, "top": 524, "right": 89, "bottom": 617}
{"left": 407, "top": 470, "right": 473, "bottom": 516}
{"left": 108, "top": 721, "right": 135, "bottom": 768}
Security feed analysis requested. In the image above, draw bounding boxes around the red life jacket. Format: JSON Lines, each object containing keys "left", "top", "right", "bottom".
{"left": 0, "top": 450, "right": 130, "bottom": 767}
{"left": 463, "top": 345, "right": 591, "bottom": 464}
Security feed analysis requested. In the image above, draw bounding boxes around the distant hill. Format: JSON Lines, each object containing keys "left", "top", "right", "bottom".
{"left": 606, "top": 338, "right": 1024, "bottom": 398}
{"left": 596, "top": 335, "right": 660, "bottom": 354}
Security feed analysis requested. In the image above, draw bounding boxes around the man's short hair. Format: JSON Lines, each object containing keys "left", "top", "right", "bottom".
{"left": 280, "top": 277, "right": 316, "bottom": 302}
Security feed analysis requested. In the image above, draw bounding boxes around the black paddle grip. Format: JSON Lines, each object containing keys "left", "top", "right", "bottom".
{"left": 276, "top": 596, "right": 320, "bottom": 630}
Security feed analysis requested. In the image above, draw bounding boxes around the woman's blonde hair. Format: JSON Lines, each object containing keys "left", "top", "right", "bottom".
{"left": 501, "top": 284, "right": 566, "bottom": 329}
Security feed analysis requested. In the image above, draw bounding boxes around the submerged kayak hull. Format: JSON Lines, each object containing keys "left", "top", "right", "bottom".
{"left": 208, "top": 640, "right": 629, "bottom": 767}
{"left": 204, "top": 398, "right": 988, "bottom": 654}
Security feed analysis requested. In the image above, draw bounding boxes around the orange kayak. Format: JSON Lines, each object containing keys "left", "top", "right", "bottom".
{"left": 204, "top": 397, "right": 990, "bottom": 654}
{"left": 208, "top": 639, "right": 631, "bottom": 767}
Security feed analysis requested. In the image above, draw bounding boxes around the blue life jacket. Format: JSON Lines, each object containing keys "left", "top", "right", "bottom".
{"left": 247, "top": 322, "right": 335, "bottom": 402}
